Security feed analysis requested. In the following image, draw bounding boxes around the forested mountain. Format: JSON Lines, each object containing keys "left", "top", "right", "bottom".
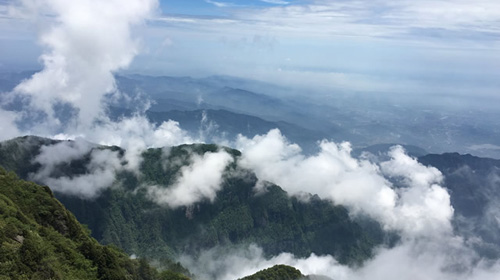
{"left": 2, "top": 135, "right": 500, "bottom": 279}
{"left": 238, "top": 265, "right": 305, "bottom": 280}
{"left": 0, "top": 136, "right": 385, "bottom": 266}
{"left": 0, "top": 167, "right": 189, "bottom": 280}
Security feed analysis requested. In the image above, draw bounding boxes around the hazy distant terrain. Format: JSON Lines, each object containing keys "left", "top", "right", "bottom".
{"left": 115, "top": 74, "right": 500, "bottom": 158}
{"left": 2, "top": 71, "right": 499, "bottom": 158}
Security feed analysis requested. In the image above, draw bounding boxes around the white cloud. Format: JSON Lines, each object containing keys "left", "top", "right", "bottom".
{"left": 161, "top": 37, "right": 173, "bottom": 47}
{"left": 180, "top": 241, "right": 500, "bottom": 280}
{"left": 31, "top": 138, "right": 94, "bottom": 176}
{"left": 37, "top": 149, "right": 123, "bottom": 199}
{"left": 87, "top": 116, "right": 193, "bottom": 172}
{"left": 147, "top": 150, "right": 234, "bottom": 208}
{"left": 260, "top": 0, "right": 289, "bottom": 5}
{"left": 12, "top": 0, "right": 158, "bottom": 131}
{"left": 236, "top": 129, "right": 453, "bottom": 238}
{"left": 0, "top": 108, "right": 21, "bottom": 141}
{"left": 153, "top": 0, "right": 500, "bottom": 45}
{"left": 30, "top": 139, "right": 123, "bottom": 198}
{"left": 205, "top": 0, "right": 235, "bottom": 8}
{"left": 0, "top": 0, "right": 203, "bottom": 199}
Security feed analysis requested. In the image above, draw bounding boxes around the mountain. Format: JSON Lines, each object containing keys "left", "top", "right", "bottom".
{"left": 238, "top": 264, "right": 334, "bottom": 280}
{"left": 0, "top": 166, "right": 189, "bottom": 280}
{"left": 239, "top": 265, "right": 305, "bottom": 280}
{"left": 0, "top": 136, "right": 384, "bottom": 267}
{"left": 3, "top": 72, "right": 500, "bottom": 159}
{"left": 3, "top": 135, "right": 500, "bottom": 265}
{"left": 114, "top": 74, "right": 500, "bottom": 159}
{"left": 115, "top": 74, "right": 348, "bottom": 137}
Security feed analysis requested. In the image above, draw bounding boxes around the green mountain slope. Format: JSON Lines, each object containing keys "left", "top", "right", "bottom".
{"left": 0, "top": 136, "right": 384, "bottom": 266}
{"left": 0, "top": 167, "right": 189, "bottom": 280}
{"left": 239, "top": 265, "right": 305, "bottom": 280}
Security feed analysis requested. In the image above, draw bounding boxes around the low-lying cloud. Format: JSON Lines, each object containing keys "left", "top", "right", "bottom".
{"left": 30, "top": 139, "right": 123, "bottom": 198}
{"left": 236, "top": 129, "right": 453, "bottom": 239}
{"left": 180, "top": 239, "right": 500, "bottom": 280}
{"left": 147, "top": 150, "right": 234, "bottom": 208}
{"left": 176, "top": 130, "right": 498, "bottom": 280}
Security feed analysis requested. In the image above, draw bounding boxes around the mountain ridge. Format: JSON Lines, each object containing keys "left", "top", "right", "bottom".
{"left": 0, "top": 166, "right": 190, "bottom": 280}
{"left": 0, "top": 135, "right": 385, "bottom": 266}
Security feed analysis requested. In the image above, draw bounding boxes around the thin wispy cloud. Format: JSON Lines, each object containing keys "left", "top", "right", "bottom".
{"left": 154, "top": 0, "right": 500, "bottom": 44}
{"left": 260, "top": 0, "right": 290, "bottom": 5}
{"left": 204, "top": 0, "right": 238, "bottom": 8}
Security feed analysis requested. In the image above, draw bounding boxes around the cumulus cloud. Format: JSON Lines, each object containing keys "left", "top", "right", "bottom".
{"left": 236, "top": 129, "right": 453, "bottom": 238}
{"left": 189, "top": 129, "right": 497, "bottom": 280}
{"left": 147, "top": 150, "right": 234, "bottom": 208}
{"left": 11, "top": 0, "right": 158, "bottom": 131}
{"left": 0, "top": 0, "right": 202, "bottom": 198}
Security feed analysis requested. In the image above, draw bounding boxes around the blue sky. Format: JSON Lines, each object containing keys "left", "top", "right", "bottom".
{"left": 159, "top": 0, "right": 297, "bottom": 15}
{"left": 1, "top": 0, "right": 500, "bottom": 99}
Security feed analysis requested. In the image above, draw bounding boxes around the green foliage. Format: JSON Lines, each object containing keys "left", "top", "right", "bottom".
{"left": 55, "top": 144, "right": 383, "bottom": 264}
{"left": 239, "top": 265, "right": 305, "bottom": 280}
{"left": 0, "top": 136, "right": 57, "bottom": 178}
{"left": 0, "top": 167, "right": 190, "bottom": 280}
{"left": 0, "top": 137, "right": 384, "bottom": 272}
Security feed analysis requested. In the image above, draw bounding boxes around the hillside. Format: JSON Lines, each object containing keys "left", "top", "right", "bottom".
{"left": 0, "top": 167, "right": 189, "bottom": 280}
{"left": 239, "top": 265, "right": 305, "bottom": 280}
{"left": 0, "top": 136, "right": 384, "bottom": 266}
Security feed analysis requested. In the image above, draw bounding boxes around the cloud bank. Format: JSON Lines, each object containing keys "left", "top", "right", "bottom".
{"left": 182, "top": 240, "right": 500, "bottom": 280}
{"left": 236, "top": 129, "right": 453, "bottom": 238}
{"left": 174, "top": 130, "right": 499, "bottom": 280}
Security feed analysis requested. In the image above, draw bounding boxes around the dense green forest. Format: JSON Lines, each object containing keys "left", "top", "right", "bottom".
{"left": 0, "top": 136, "right": 384, "bottom": 271}
{"left": 0, "top": 167, "right": 189, "bottom": 280}
{"left": 239, "top": 265, "right": 305, "bottom": 280}
{"left": 0, "top": 136, "right": 383, "bottom": 265}
{"left": 3, "top": 135, "right": 497, "bottom": 279}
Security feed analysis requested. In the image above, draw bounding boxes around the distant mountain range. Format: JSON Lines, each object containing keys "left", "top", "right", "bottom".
{"left": 146, "top": 109, "right": 329, "bottom": 154}
{"left": 2, "top": 71, "right": 499, "bottom": 158}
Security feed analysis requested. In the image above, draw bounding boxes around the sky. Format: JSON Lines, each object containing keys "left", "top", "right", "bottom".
{"left": 1, "top": 0, "right": 500, "bottom": 98}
